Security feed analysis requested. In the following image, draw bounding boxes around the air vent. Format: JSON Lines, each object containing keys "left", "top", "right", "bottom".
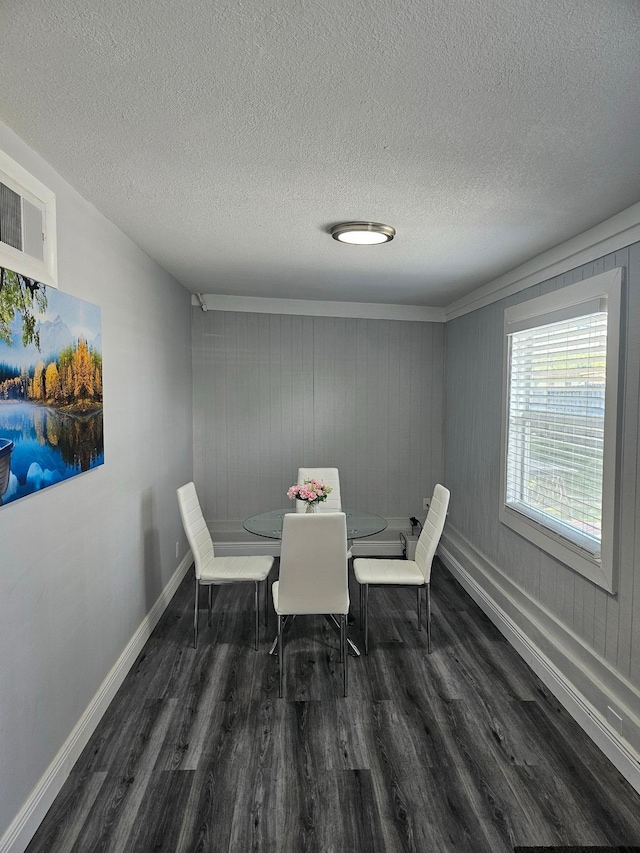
{"left": 0, "top": 182, "right": 21, "bottom": 250}
{"left": 0, "top": 149, "right": 57, "bottom": 286}
{"left": 0, "top": 182, "right": 44, "bottom": 262}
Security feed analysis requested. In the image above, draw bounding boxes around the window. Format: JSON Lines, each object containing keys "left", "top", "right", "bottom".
{"left": 0, "top": 148, "right": 57, "bottom": 287}
{"left": 500, "top": 269, "right": 622, "bottom": 592}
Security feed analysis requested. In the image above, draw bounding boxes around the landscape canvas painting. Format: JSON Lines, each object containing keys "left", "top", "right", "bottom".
{"left": 0, "top": 267, "right": 103, "bottom": 506}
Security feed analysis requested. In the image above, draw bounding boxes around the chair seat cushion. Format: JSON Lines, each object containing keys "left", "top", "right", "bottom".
{"left": 271, "top": 580, "right": 348, "bottom": 615}
{"left": 200, "top": 554, "right": 273, "bottom": 583}
{"left": 353, "top": 558, "right": 424, "bottom": 586}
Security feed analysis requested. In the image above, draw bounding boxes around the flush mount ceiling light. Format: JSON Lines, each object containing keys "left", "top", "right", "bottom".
{"left": 330, "top": 221, "right": 395, "bottom": 245}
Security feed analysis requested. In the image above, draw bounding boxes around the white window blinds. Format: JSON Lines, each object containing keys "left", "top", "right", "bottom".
{"left": 505, "top": 310, "right": 607, "bottom": 557}
{"left": 500, "top": 269, "right": 621, "bottom": 591}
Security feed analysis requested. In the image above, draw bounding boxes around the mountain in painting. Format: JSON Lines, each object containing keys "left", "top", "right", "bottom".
{"left": 37, "top": 315, "right": 74, "bottom": 357}
{"left": 0, "top": 314, "right": 101, "bottom": 369}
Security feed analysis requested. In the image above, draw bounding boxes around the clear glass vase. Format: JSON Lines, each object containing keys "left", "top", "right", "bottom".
{"left": 305, "top": 501, "right": 319, "bottom": 513}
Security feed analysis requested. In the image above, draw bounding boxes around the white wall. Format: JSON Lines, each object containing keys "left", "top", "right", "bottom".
{"left": 0, "top": 124, "right": 193, "bottom": 847}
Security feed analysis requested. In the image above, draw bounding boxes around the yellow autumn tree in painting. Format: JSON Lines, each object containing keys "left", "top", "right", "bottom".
{"left": 31, "top": 361, "right": 45, "bottom": 400}
{"left": 45, "top": 362, "right": 61, "bottom": 402}
{"left": 72, "top": 338, "right": 94, "bottom": 400}
{"left": 1, "top": 337, "right": 104, "bottom": 410}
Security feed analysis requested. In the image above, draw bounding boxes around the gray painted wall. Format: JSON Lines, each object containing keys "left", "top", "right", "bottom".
{"left": 444, "top": 246, "right": 640, "bottom": 702}
{"left": 0, "top": 124, "right": 193, "bottom": 841}
{"left": 192, "top": 310, "right": 444, "bottom": 522}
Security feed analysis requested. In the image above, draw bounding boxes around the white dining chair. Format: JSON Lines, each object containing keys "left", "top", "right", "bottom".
{"left": 296, "top": 466, "right": 352, "bottom": 558}
{"left": 295, "top": 467, "right": 344, "bottom": 512}
{"left": 177, "top": 482, "right": 274, "bottom": 650}
{"left": 272, "top": 512, "right": 349, "bottom": 697}
{"left": 353, "top": 484, "right": 450, "bottom": 655}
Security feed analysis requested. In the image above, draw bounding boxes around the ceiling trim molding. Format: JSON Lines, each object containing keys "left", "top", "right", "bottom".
{"left": 444, "top": 201, "right": 640, "bottom": 321}
{"left": 191, "top": 202, "right": 640, "bottom": 325}
{"left": 191, "top": 294, "right": 445, "bottom": 323}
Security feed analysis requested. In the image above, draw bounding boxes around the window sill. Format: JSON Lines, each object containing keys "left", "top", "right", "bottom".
{"left": 499, "top": 504, "right": 615, "bottom": 593}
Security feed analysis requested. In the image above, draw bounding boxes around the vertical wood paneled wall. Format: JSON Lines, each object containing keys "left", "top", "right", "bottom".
{"left": 444, "top": 244, "right": 640, "bottom": 686}
{"left": 192, "top": 311, "right": 444, "bottom": 523}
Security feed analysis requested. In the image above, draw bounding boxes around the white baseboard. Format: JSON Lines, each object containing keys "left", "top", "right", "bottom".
{"left": 0, "top": 553, "right": 193, "bottom": 853}
{"left": 438, "top": 532, "right": 640, "bottom": 795}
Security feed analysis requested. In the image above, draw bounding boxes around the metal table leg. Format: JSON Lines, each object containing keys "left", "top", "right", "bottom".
{"left": 326, "top": 615, "right": 361, "bottom": 656}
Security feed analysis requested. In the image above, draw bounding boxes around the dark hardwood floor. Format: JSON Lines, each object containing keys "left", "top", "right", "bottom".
{"left": 26, "top": 559, "right": 640, "bottom": 853}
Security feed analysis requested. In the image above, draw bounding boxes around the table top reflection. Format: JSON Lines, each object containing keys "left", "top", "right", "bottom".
{"left": 243, "top": 508, "right": 387, "bottom": 540}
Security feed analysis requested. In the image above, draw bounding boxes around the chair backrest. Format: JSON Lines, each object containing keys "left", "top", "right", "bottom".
{"left": 278, "top": 512, "right": 349, "bottom": 615}
{"left": 177, "top": 482, "right": 214, "bottom": 580}
{"left": 415, "top": 484, "right": 450, "bottom": 582}
{"left": 296, "top": 467, "right": 343, "bottom": 512}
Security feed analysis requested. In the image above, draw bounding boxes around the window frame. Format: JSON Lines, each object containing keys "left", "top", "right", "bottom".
{"left": 499, "top": 268, "right": 623, "bottom": 593}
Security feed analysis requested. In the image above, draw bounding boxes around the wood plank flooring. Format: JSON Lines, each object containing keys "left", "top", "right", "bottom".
{"left": 25, "top": 560, "right": 640, "bottom": 853}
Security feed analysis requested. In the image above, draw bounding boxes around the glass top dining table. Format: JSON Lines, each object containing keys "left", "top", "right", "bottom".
{"left": 243, "top": 508, "right": 388, "bottom": 540}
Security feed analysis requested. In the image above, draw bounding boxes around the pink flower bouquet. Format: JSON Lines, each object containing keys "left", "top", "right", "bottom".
{"left": 287, "top": 478, "right": 333, "bottom": 511}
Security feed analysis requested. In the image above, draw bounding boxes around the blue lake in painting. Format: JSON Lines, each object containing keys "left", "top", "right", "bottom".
{"left": 0, "top": 401, "right": 104, "bottom": 505}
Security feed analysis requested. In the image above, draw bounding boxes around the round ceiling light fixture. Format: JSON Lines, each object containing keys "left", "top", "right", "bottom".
{"left": 330, "top": 221, "right": 395, "bottom": 245}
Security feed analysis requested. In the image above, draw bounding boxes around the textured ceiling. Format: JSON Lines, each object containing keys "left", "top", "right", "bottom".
{"left": 1, "top": 0, "right": 640, "bottom": 307}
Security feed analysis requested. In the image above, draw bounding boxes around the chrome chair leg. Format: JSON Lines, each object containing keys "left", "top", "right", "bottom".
{"left": 341, "top": 614, "right": 348, "bottom": 697}
{"left": 278, "top": 615, "right": 284, "bottom": 698}
{"left": 254, "top": 581, "right": 259, "bottom": 650}
{"left": 426, "top": 582, "right": 432, "bottom": 654}
{"left": 193, "top": 576, "right": 200, "bottom": 649}
{"left": 208, "top": 585, "right": 213, "bottom": 627}
{"left": 417, "top": 586, "right": 422, "bottom": 631}
{"left": 264, "top": 578, "right": 268, "bottom": 626}
{"left": 363, "top": 584, "right": 369, "bottom": 656}
{"left": 359, "top": 584, "right": 364, "bottom": 629}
